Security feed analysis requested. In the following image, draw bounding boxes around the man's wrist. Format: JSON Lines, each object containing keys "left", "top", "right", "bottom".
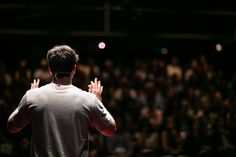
{"left": 97, "top": 96, "right": 102, "bottom": 101}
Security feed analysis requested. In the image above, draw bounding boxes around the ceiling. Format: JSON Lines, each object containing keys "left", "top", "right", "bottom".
{"left": 1, "top": 1, "right": 236, "bottom": 40}
{"left": 0, "top": 0, "right": 236, "bottom": 69}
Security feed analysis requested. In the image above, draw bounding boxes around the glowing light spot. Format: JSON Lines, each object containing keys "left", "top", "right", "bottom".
{"left": 216, "top": 43, "right": 222, "bottom": 52}
{"left": 161, "top": 48, "right": 168, "bottom": 55}
{"left": 98, "top": 42, "right": 106, "bottom": 49}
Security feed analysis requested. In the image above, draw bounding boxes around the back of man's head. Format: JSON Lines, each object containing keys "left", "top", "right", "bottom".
{"left": 47, "top": 45, "right": 79, "bottom": 75}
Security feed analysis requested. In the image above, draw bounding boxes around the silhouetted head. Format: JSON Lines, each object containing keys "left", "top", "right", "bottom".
{"left": 47, "top": 45, "right": 79, "bottom": 77}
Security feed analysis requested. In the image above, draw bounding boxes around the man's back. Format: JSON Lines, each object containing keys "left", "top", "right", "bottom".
{"left": 25, "top": 83, "right": 110, "bottom": 157}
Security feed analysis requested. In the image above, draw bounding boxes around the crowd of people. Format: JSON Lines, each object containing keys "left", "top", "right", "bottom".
{"left": 0, "top": 52, "right": 236, "bottom": 157}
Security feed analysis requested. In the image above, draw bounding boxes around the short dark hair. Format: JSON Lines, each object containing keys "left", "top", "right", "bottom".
{"left": 47, "top": 45, "right": 79, "bottom": 74}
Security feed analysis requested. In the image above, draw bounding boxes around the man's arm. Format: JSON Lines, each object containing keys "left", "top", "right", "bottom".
{"left": 90, "top": 99, "right": 116, "bottom": 137}
{"left": 7, "top": 79, "right": 40, "bottom": 134}
{"left": 100, "top": 116, "right": 116, "bottom": 137}
{"left": 7, "top": 95, "right": 30, "bottom": 134}
{"left": 7, "top": 108, "right": 24, "bottom": 134}
{"left": 88, "top": 78, "right": 116, "bottom": 137}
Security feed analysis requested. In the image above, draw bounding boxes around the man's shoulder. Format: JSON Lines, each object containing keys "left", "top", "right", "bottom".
{"left": 25, "top": 84, "right": 52, "bottom": 99}
{"left": 71, "top": 86, "right": 97, "bottom": 100}
{"left": 69, "top": 86, "right": 98, "bottom": 106}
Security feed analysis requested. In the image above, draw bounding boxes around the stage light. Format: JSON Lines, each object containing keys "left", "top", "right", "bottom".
{"left": 98, "top": 42, "right": 106, "bottom": 49}
{"left": 216, "top": 43, "right": 222, "bottom": 52}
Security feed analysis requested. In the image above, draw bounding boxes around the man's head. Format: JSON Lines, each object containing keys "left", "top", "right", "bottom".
{"left": 47, "top": 45, "right": 79, "bottom": 76}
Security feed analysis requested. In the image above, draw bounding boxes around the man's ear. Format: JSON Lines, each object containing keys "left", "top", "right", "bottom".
{"left": 71, "top": 64, "right": 77, "bottom": 76}
{"left": 48, "top": 66, "right": 53, "bottom": 75}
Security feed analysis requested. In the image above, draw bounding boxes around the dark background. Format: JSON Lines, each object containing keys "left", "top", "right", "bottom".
{"left": 1, "top": 1, "right": 236, "bottom": 157}
{"left": 0, "top": 0, "right": 236, "bottom": 71}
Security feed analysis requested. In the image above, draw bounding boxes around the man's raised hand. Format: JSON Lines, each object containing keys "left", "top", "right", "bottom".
{"left": 31, "top": 79, "right": 40, "bottom": 89}
{"left": 88, "top": 78, "right": 103, "bottom": 101}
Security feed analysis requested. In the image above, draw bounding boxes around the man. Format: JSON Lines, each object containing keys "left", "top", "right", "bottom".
{"left": 7, "top": 45, "right": 116, "bottom": 157}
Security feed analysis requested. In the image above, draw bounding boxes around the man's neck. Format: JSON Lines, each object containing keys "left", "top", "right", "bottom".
{"left": 52, "top": 76, "right": 72, "bottom": 85}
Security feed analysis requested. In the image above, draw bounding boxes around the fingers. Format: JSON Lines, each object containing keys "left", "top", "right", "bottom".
{"left": 36, "top": 79, "right": 40, "bottom": 87}
{"left": 94, "top": 77, "right": 97, "bottom": 85}
{"left": 101, "top": 86, "right": 103, "bottom": 93}
{"left": 90, "top": 78, "right": 99, "bottom": 88}
{"left": 34, "top": 79, "right": 40, "bottom": 87}
{"left": 31, "top": 79, "right": 36, "bottom": 89}
{"left": 90, "top": 78, "right": 98, "bottom": 86}
{"left": 88, "top": 78, "right": 103, "bottom": 93}
{"left": 31, "top": 79, "right": 40, "bottom": 89}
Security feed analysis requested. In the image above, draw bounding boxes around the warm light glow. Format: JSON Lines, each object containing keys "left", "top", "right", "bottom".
{"left": 216, "top": 43, "right": 222, "bottom": 52}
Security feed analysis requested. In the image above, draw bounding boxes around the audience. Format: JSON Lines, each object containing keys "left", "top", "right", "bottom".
{"left": 0, "top": 52, "right": 235, "bottom": 157}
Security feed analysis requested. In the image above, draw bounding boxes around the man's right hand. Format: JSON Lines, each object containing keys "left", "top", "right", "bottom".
{"left": 88, "top": 78, "right": 103, "bottom": 101}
